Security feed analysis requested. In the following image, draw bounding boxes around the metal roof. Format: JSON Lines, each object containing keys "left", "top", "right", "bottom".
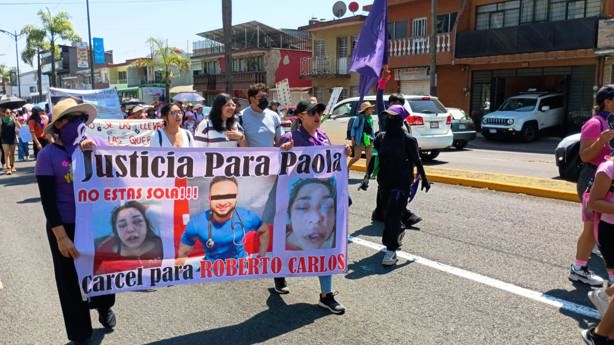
{"left": 196, "top": 21, "right": 310, "bottom": 51}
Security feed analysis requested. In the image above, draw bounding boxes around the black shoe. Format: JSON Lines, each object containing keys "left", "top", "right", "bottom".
{"left": 581, "top": 327, "right": 612, "bottom": 345}
{"left": 402, "top": 214, "right": 422, "bottom": 228}
{"left": 318, "top": 292, "right": 346, "bottom": 315}
{"left": 358, "top": 177, "right": 369, "bottom": 191}
{"left": 371, "top": 210, "right": 384, "bottom": 222}
{"left": 98, "top": 308, "right": 116, "bottom": 329}
{"left": 273, "top": 277, "right": 290, "bottom": 294}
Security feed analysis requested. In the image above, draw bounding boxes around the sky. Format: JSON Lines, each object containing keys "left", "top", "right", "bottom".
{"left": 0, "top": 0, "right": 368, "bottom": 72}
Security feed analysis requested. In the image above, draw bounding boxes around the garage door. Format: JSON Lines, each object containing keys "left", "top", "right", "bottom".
{"left": 400, "top": 80, "right": 430, "bottom": 96}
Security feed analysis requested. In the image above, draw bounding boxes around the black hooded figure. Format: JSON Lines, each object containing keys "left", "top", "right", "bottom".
{"left": 373, "top": 105, "right": 430, "bottom": 265}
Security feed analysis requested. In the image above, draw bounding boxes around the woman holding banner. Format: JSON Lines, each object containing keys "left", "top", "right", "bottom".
{"left": 277, "top": 99, "right": 351, "bottom": 315}
{"left": 194, "top": 93, "right": 247, "bottom": 148}
{"left": 35, "top": 98, "right": 116, "bottom": 344}
{"left": 150, "top": 103, "right": 194, "bottom": 148}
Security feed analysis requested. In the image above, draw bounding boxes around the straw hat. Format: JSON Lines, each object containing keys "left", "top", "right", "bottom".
{"left": 359, "top": 101, "right": 375, "bottom": 113}
{"left": 44, "top": 98, "right": 96, "bottom": 135}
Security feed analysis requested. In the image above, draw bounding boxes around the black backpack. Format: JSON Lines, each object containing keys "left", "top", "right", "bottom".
{"left": 555, "top": 138, "right": 582, "bottom": 182}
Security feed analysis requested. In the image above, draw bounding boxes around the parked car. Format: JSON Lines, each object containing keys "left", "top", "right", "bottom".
{"left": 447, "top": 107, "right": 476, "bottom": 150}
{"left": 320, "top": 94, "right": 453, "bottom": 161}
{"left": 481, "top": 91, "right": 565, "bottom": 142}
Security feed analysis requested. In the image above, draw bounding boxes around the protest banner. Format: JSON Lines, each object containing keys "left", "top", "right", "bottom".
{"left": 48, "top": 87, "right": 124, "bottom": 119}
{"left": 86, "top": 119, "right": 164, "bottom": 146}
{"left": 324, "top": 87, "right": 344, "bottom": 115}
{"left": 275, "top": 79, "right": 292, "bottom": 110}
{"left": 73, "top": 146, "right": 348, "bottom": 297}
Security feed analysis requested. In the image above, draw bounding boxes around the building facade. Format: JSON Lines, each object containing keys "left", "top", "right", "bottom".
{"left": 298, "top": 16, "right": 366, "bottom": 105}
{"left": 191, "top": 21, "right": 312, "bottom": 105}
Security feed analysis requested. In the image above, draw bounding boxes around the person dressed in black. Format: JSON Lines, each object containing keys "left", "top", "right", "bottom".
{"left": 374, "top": 104, "right": 430, "bottom": 266}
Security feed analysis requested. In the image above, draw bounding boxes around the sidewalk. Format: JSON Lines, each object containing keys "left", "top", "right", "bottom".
{"left": 349, "top": 160, "right": 578, "bottom": 202}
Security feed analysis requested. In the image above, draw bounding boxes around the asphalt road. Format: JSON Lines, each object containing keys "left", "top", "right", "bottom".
{"left": 0, "top": 162, "right": 598, "bottom": 345}
{"left": 432, "top": 135, "right": 562, "bottom": 179}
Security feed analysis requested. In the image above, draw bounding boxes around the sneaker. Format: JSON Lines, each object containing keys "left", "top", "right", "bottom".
{"left": 273, "top": 277, "right": 290, "bottom": 294}
{"left": 589, "top": 287, "right": 610, "bottom": 317}
{"left": 358, "top": 177, "right": 369, "bottom": 191}
{"left": 581, "top": 327, "right": 611, "bottom": 345}
{"left": 318, "top": 292, "right": 345, "bottom": 314}
{"left": 569, "top": 265, "right": 605, "bottom": 287}
{"left": 402, "top": 214, "right": 422, "bottom": 228}
{"left": 382, "top": 250, "right": 398, "bottom": 266}
{"left": 98, "top": 308, "right": 116, "bottom": 329}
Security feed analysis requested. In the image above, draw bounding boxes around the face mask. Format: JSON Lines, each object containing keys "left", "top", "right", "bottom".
{"left": 59, "top": 119, "right": 86, "bottom": 156}
{"left": 258, "top": 98, "right": 269, "bottom": 111}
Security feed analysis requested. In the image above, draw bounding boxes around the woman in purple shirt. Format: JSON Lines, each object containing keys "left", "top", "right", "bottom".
{"left": 277, "top": 100, "right": 351, "bottom": 315}
{"left": 35, "top": 98, "right": 116, "bottom": 345}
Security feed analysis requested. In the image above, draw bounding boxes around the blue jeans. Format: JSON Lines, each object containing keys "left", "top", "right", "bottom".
{"left": 17, "top": 138, "right": 29, "bottom": 160}
{"left": 318, "top": 275, "right": 332, "bottom": 293}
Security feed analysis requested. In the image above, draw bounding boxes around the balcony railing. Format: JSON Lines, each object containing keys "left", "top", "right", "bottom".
{"left": 300, "top": 57, "right": 351, "bottom": 78}
{"left": 389, "top": 33, "right": 451, "bottom": 57}
{"left": 194, "top": 71, "right": 267, "bottom": 91}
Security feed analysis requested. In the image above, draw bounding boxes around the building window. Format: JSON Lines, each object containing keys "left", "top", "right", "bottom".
{"left": 29, "top": 86, "right": 37, "bottom": 93}
{"left": 437, "top": 12, "right": 458, "bottom": 33}
{"left": 412, "top": 18, "right": 427, "bottom": 37}
{"left": 204, "top": 60, "right": 218, "bottom": 74}
{"left": 314, "top": 40, "right": 326, "bottom": 58}
{"left": 351, "top": 35, "right": 358, "bottom": 55}
{"left": 477, "top": 0, "right": 600, "bottom": 30}
{"left": 118, "top": 71, "right": 127, "bottom": 82}
{"left": 388, "top": 20, "right": 408, "bottom": 39}
{"left": 337, "top": 37, "right": 348, "bottom": 58}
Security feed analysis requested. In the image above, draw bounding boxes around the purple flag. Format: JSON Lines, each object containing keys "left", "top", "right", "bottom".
{"left": 350, "top": 0, "right": 388, "bottom": 102}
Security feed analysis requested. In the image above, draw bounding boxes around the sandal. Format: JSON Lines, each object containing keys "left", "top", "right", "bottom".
{"left": 6, "top": 169, "right": 11, "bottom": 175}
{"left": 11, "top": 167, "right": 16, "bottom": 173}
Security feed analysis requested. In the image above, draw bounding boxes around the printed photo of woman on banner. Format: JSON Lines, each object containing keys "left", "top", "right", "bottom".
{"left": 94, "top": 201, "right": 163, "bottom": 275}
{"left": 285, "top": 177, "right": 337, "bottom": 251}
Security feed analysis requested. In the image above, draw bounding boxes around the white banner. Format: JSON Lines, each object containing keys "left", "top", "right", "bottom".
{"left": 275, "top": 79, "right": 292, "bottom": 110}
{"left": 86, "top": 119, "right": 164, "bottom": 146}
{"left": 48, "top": 87, "right": 124, "bottom": 119}
{"left": 324, "top": 87, "right": 344, "bottom": 115}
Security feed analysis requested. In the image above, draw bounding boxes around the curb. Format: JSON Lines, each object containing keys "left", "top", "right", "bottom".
{"left": 349, "top": 163, "right": 578, "bottom": 203}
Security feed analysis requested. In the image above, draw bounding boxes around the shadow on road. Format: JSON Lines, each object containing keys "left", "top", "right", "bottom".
{"left": 351, "top": 223, "right": 383, "bottom": 237}
{"left": 464, "top": 135, "right": 560, "bottom": 155}
{"left": 345, "top": 251, "right": 413, "bottom": 280}
{"left": 543, "top": 286, "right": 599, "bottom": 329}
{"left": 145, "top": 290, "right": 328, "bottom": 345}
{"left": 65, "top": 328, "right": 113, "bottom": 345}
{"left": 16, "top": 197, "right": 40, "bottom": 204}
{"left": 0, "top": 172, "right": 36, "bottom": 187}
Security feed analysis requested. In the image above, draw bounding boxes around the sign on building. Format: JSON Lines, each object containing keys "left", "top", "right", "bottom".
{"left": 77, "top": 42, "right": 89, "bottom": 69}
{"left": 93, "top": 38, "right": 105, "bottom": 65}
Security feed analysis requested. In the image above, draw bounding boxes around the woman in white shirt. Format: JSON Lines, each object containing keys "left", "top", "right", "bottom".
{"left": 194, "top": 93, "right": 247, "bottom": 148}
{"left": 150, "top": 103, "right": 194, "bottom": 148}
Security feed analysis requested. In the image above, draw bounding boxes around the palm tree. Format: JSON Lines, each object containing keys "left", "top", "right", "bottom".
{"left": 21, "top": 25, "right": 49, "bottom": 99}
{"left": 222, "top": 0, "right": 233, "bottom": 94}
{"left": 0, "top": 64, "right": 11, "bottom": 95}
{"left": 138, "top": 38, "right": 190, "bottom": 101}
{"left": 36, "top": 8, "right": 81, "bottom": 87}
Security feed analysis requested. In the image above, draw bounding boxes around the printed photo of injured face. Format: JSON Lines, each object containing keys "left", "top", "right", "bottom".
{"left": 285, "top": 177, "right": 337, "bottom": 251}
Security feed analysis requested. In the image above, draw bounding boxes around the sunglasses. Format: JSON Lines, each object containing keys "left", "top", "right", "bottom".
{"left": 210, "top": 193, "right": 237, "bottom": 200}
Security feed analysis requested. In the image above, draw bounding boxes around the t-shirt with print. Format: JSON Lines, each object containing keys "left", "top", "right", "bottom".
{"left": 194, "top": 119, "right": 244, "bottom": 148}
{"left": 35, "top": 143, "right": 76, "bottom": 224}
{"left": 596, "top": 160, "right": 614, "bottom": 224}
{"left": 240, "top": 106, "right": 281, "bottom": 147}
{"left": 581, "top": 116, "right": 611, "bottom": 166}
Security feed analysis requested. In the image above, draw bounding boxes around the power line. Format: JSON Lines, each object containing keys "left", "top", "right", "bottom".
{"left": 0, "top": 0, "right": 187, "bottom": 5}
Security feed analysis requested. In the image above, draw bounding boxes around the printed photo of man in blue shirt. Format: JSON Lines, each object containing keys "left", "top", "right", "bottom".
{"left": 177, "top": 176, "right": 269, "bottom": 261}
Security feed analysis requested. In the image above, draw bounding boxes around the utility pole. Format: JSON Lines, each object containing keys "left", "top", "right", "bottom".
{"left": 0, "top": 29, "right": 23, "bottom": 97}
{"left": 429, "top": 0, "right": 437, "bottom": 96}
{"left": 222, "top": 0, "right": 233, "bottom": 94}
{"left": 86, "top": 0, "right": 95, "bottom": 89}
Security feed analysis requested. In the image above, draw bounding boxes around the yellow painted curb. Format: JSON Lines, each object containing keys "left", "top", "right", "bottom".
{"left": 348, "top": 162, "right": 578, "bottom": 203}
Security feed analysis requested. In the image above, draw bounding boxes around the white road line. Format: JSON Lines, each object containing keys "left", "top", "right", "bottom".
{"left": 349, "top": 236, "right": 600, "bottom": 319}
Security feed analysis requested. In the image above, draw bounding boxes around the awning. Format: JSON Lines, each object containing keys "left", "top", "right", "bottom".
{"left": 169, "top": 85, "right": 194, "bottom": 93}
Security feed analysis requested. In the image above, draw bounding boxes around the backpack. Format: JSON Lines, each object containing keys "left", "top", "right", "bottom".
{"left": 346, "top": 116, "right": 363, "bottom": 140}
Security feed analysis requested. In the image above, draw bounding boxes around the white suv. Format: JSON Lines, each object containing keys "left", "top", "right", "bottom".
{"left": 481, "top": 92, "right": 565, "bottom": 142}
{"left": 320, "top": 94, "right": 453, "bottom": 161}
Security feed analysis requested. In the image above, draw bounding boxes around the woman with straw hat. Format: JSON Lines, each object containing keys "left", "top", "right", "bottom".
{"left": 35, "top": 97, "right": 116, "bottom": 344}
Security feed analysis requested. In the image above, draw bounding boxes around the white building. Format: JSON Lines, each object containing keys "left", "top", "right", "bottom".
{"left": 10, "top": 70, "right": 50, "bottom": 103}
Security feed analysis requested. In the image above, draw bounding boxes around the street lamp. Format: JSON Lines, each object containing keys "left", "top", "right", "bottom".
{"left": 0, "top": 29, "right": 24, "bottom": 98}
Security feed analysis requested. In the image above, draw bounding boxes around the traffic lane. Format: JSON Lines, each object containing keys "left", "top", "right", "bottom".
{"left": 466, "top": 134, "right": 560, "bottom": 155}
{"left": 348, "top": 171, "right": 594, "bottom": 308}
{"left": 430, "top": 148, "right": 558, "bottom": 179}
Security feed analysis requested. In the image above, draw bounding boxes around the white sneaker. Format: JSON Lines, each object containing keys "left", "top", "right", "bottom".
{"left": 588, "top": 287, "right": 610, "bottom": 317}
{"left": 569, "top": 265, "right": 604, "bottom": 287}
{"left": 382, "top": 250, "right": 398, "bottom": 266}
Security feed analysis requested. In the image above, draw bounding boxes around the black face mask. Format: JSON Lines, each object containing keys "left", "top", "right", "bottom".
{"left": 258, "top": 98, "right": 269, "bottom": 111}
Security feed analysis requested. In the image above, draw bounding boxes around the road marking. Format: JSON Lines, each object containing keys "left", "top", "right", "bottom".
{"left": 349, "top": 236, "right": 600, "bottom": 319}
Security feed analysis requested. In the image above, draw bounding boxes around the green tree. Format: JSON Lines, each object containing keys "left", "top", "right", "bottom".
{"left": 36, "top": 8, "right": 81, "bottom": 87}
{"left": 21, "top": 25, "right": 50, "bottom": 98}
{"left": 0, "top": 64, "right": 11, "bottom": 95}
{"left": 138, "top": 38, "right": 190, "bottom": 101}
